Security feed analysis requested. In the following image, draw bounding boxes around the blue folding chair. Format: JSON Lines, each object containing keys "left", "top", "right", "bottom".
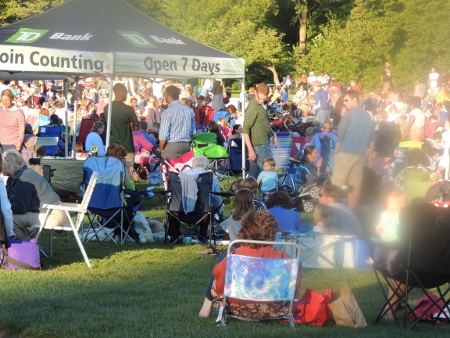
{"left": 37, "top": 125, "right": 63, "bottom": 156}
{"left": 83, "top": 156, "right": 154, "bottom": 244}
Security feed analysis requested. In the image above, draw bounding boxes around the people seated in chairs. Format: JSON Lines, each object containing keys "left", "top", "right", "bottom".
{"left": 198, "top": 210, "right": 300, "bottom": 318}
{"left": 132, "top": 125, "right": 155, "bottom": 155}
{"left": 228, "top": 124, "right": 242, "bottom": 142}
{"left": 207, "top": 121, "right": 226, "bottom": 147}
{"left": 85, "top": 121, "right": 106, "bottom": 156}
{"left": 239, "top": 177, "right": 266, "bottom": 210}
{"left": 1, "top": 150, "right": 65, "bottom": 240}
{"left": 168, "top": 155, "right": 223, "bottom": 244}
{"left": 317, "top": 184, "right": 362, "bottom": 236}
{"left": 295, "top": 144, "right": 322, "bottom": 191}
{"left": 217, "top": 189, "right": 254, "bottom": 242}
{"left": 266, "top": 191, "right": 302, "bottom": 232}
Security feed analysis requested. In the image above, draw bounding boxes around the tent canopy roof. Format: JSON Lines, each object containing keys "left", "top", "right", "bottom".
{"left": 0, "top": 0, "right": 245, "bottom": 79}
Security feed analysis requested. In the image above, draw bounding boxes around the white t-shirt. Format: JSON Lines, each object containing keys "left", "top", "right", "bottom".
{"left": 429, "top": 72, "right": 439, "bottom": 88}
{"left": 410, "top": 108, "right": 425, "bottom": 129}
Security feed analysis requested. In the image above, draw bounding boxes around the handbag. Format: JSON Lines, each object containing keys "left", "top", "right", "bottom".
{"left": 287, "top": 288, "right": 333, "bottom": 326}
{"left": 133, "top": 213, "right": 154, "bottom": 243}
{"left": 329, "top": 286, "right": 367, "bottom": 327}
{"left": 0, "top": 239, "right": 41, "bottom": 270}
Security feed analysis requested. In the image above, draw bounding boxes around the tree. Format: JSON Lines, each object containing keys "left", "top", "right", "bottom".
{"left": 0, "top": 0, "right": 64, "bottom": 26}
{"left": 137, "top": 0, "right": 287, "bottom": 85}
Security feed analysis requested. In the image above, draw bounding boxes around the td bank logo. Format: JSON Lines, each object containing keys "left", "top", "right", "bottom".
{"left": 7, "top": 28, "right": 49, "bottom": 43}
{"left": 118, "top": 31, "right": 156, "bottom": 48}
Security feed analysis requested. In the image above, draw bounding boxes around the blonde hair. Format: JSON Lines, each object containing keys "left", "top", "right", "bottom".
{"left": 1, "top": 89, "right": 15, "bottom": 100}
{"left": 2, "top": 149, "right": 26, "bottom": 176}
{"left": 263, "top": 157, "right": 275, "bottom": 167}
{"left": 386, "top": 190, "right": 407, "bottom": 212}
{"left": 217, "top": 118, "right": 229, "bottom": 128}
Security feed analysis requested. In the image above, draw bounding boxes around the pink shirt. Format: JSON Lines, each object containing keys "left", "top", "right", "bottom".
{"left": 0, "top": 106, "right": 25, "bottom": 147}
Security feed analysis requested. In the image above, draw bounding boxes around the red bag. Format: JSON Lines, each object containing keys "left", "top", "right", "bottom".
{"left": 406, "top": 293, "right": 445, "bottom": 323}
{"left": 288, "top": 288, "right": 333, "bottom": 326}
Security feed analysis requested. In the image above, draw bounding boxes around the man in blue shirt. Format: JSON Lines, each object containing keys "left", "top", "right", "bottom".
{"left": 312, "top": 81, "right": 330, "bottom": 125}
{"left": 159, "top": 85, "right": 196, "bottom": 159}
{"left": 332, "top": 89, "right": 375, "bottom": 209}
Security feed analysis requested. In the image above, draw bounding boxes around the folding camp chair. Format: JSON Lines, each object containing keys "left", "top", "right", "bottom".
{"left": 372, "top": 200, "right": 450, "bottom": 329}
{"left": 272, "top": 132, "right": 293, "bottom": 171}
{"left": 77, "top": 118, "right": 97, "bottom": 146}
{"left": 34, "top": 172, "right": 99, "bottom": 268}
{"left": 37, "top": 125, "right": 62, "bottom": 156}
{"left": 83, "top": 156, "right": 137, "bottom": 245}
{"left": 164, "top": 170, "right": 215, "bottom": 246}
{"left": 215, "top": 239, "right": 301, "bottom": 328}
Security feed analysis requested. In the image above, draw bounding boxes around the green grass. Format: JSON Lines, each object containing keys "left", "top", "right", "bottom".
{"left": 1, "top": 189, "right": 450, "bottom": 337}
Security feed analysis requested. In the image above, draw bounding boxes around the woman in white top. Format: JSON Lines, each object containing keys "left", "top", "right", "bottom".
{"left": 0, "top": 179, "right": 14, "bottom": 238}
{"left": 85, "top": 121, "right": 106, "bottom": 156}
{"left": 402, "top": 96, "right": 425, "bottom": 142}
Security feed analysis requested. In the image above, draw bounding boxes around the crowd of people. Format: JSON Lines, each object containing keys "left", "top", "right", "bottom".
{"left": 1, "top": 65, "right": 449, "bottom": 320}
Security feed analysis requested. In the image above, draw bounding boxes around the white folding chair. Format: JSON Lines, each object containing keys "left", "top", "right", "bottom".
{"left": 34, "top": 172, "right": 99, "bottom": 268}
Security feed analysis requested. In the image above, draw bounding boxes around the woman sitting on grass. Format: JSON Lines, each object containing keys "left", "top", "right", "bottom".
{"left": 198, "top": 210, "right": 300, "bottom": 318}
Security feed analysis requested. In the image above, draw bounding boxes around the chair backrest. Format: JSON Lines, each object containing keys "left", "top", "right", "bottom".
{"left": 273, "top": 132, "right": 293, "bottom": 170}
{"left": 228, "top": 138, "right": 247, "bottom": 171}
{"left": 167, "top": 170, "right": 213, "bottom": 213}
{"left": 78, "top": 118, "right": 97, "bottom": 144}
{"left": 80, "top": 171, "right": 99, "bottom": 210}
{"left": 83, "top": 156, "right": 124, "bottom": 209}
{"left": 401, "top": 201, "right": 450, "bottom": 277}
{"left": 37, "top": 125, "right": 62, "bottom": 156}
{"left": 192, "top": 132, "right": 217, "bottom": 148}
{"left": 224, "top": 240, "right": 301, "bottom": 302}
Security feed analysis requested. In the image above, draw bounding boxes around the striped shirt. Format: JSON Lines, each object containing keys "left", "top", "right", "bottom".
{"left": 159, "top": 100, "right": 195, "bottom": 142}
{"left": 0, "top": 106, "right": 25, "bottom": 147}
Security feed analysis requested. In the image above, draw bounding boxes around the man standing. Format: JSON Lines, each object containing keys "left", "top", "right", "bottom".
{"left": 332, "top": 89, "right": 375, "bottom": 209}
{"left": 243, "top": 83, "right": 278, "bottom": 178}
{"left": 312, "top": 81, "right": 330, "bottom": 125}
{"left": 381, "top": 61, "right": 393, "bottom": 96}
{"left": 159, "top": 85, "right": 195, "bottom": 159}
{"left": 104, "top": 83, "right": 139, "bottom": 162}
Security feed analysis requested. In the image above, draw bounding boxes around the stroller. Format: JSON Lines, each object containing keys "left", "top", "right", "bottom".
{"left": 296, "top": 172, "right": 330, "bottom": 212}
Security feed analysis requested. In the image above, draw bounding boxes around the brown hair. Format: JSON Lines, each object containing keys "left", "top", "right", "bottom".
{"left": 319, "top": 184, "right": 341, "bottom": 202}
{"left": 239, "top": 177, "right": 259, "bottom": 193}
{"left": 232, "top": 189, "right": 255, "bottom": 221}
{"left": 238, "top": 210, "right": 279, "bottom": 248}
{"left": 39, "top": 108, "right": 50, "bottom": 116}
{"left": 254, "top": 83, "right": 269, "bottom": 96}
{"left": 91, "top": 121, "right": 104, "bottom": 133}
{"left": 106, "top": 143, "right": 127, "bottom": 160}
{"left": 164, "top": 85, "right": 180, "bottom": 101}
{"left": 74, "top": 142, "right": 84, "bottom": 153}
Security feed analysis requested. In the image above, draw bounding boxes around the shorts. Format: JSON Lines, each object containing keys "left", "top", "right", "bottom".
{"left": 332, "top": 153, "right": 366, "bottom": 188}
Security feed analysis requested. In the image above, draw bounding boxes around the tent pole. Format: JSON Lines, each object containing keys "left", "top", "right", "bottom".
{"left": 241, "top": 77, "right": 246, "bottom": 178}
{"left": 63, "top": 79, "right": 69, "bottom": 157}
{"left": 105, "top": 76, "right": 114, "bottom": 149}
{"left": 73, "top": 77, "right": 79, "bottom": 158}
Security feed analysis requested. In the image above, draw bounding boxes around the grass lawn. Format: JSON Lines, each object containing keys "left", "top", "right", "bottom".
{"left": 1, "top": 188, "right": 450, "bottom": 337}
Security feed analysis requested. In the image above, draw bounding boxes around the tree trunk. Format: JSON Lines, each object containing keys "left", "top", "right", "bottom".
{"left": 265, "top": 65, "right": 280, "bottom": 85}
{"left": 298, "top": 11, "right": 307, "bottom": 53}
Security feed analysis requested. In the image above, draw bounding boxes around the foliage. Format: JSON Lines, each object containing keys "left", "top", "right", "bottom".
{"left": 0, "top": 0, "right": 64, "bottom": 26}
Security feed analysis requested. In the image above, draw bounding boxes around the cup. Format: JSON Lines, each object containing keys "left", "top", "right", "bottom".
{"left": 91, "top": 146, "right": 98, "bottom": 156}
{"left": 184, "top": 236, "right": 192, "bottom": 245}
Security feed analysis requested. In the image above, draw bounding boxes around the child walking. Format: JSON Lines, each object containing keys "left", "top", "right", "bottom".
{"left": 376, "top": 190, "right": 407, "bottom": 242}
{"left": 257, "top": 157, "right": 278, "bottom": 203}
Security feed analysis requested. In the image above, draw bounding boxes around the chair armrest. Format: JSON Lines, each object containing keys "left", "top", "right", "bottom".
{"left": 43, "top": 203, "right": 84, "bottom": 212}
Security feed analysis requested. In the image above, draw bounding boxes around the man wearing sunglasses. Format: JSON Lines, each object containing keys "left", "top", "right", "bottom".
{"left": 332, "top": 89, "right": 375, "bottom": 210}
